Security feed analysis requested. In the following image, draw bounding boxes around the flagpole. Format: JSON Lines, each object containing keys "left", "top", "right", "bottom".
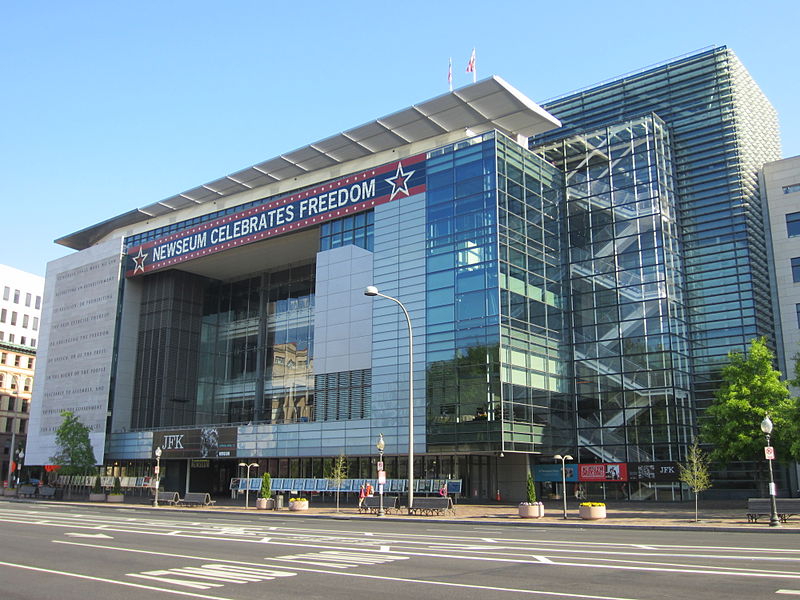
{"left": 448, "top": 57, "right": 453, "bottom": 92}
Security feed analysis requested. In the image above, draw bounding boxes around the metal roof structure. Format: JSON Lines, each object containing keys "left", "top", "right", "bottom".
{"left": 57, "top": 76, "right": 561, "bottom": 250}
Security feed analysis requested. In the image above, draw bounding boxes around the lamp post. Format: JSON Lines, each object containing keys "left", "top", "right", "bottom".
{"left": 238, "top": 462, "right": 259, "bottom": 510}
{"left": 760, "top": 415, "right": 780, "bottom": 528}
{"left": 153, "top": 446, "right": 162, "bottom": 507}
{"left": 376, "top": 433, "right": 385, "bottom": 517}
{"left": 554, "top": 454, "right": 573, "bottom": 519}
{"left": 15, "top": 448, "right": 24, "bottom": 488}
{"left": 364, "top": 286, "right": 415, "bottom": 513}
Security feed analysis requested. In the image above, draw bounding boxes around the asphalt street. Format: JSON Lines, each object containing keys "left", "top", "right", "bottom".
{"left": 1, "top": 501, "right": 799, "bottom": 599}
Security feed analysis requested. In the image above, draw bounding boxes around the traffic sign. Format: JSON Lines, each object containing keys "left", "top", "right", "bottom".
{"left": 377, "top": 461, "right": 384, "bottom": 471}
{"left": 378, "top": 470, "right": 386, "bottom": 484}
{"left": 765, "top": 446, "right": 775, "bottom": 460}
{"left": 154, "top": 466, "right": 160, "bottom": 474}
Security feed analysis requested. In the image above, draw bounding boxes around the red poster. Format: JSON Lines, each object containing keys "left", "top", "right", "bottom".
{"left": 579, "top": 463, "right": 628, "bottom": 482}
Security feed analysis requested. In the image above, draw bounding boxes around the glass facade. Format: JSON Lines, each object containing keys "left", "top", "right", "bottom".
{"left": 531, "top": 46, "right": 780, "bottom": 493}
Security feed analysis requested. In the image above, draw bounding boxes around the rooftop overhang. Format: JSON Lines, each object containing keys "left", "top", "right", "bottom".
{"left": 57, "top": 76, "right": 561, "bottom": 250}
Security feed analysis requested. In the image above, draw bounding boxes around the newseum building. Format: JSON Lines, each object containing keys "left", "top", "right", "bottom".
{"left": 33, "top": 49, "right": 777, "bottom": 502}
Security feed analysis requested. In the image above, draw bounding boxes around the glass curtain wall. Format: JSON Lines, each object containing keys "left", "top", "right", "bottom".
{"left": 535, "top": 115, "right": 692, "bottom": 496}
{"left": 496, "top": 136, "right": 568, "bottom": 453}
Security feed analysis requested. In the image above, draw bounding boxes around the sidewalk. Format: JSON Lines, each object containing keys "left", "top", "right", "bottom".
{"left": 7, "top": 495, "right": 799, "bottom": 533}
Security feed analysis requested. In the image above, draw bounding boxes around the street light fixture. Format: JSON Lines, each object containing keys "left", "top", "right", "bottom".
{"left": 760, "top": 415, "right": 780, "bottom": 528}
{"left": 238, "top": 462, "right": 259, "bottom": 510}
{"left": 554, "top": 454, "right": 573, "bottom": 519}
{"left": 376, "top": 433, "right": 385, "bottom": 517}
{"left": 15, "top": 449, "right": 25, "bottom": 488}
{"left": 364, "top": 285, "right": 415, "bottom": 513}
{"left": 153, "top": 446, "right": 162, "bottom": 507}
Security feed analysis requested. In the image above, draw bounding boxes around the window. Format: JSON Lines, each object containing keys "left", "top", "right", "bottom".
{"left": 784, "top": 183, "right": 800, "bottom": 195}
{"left": 2, "top": 286, "right": 8, "bottom": 300}
{"left": 27, "top": 357, "right": 34, "bottom": 369}
{"left": 796, "top": 303, "right": 800, "bottom": 328}
{"left": 0, "top": 308, "right": 5, "bottom": 323}
{"left": 792, "top": 258, "right": 800, "bottom": 283}
{"left": 10, "top": 311, "right": 17, "bottom": 326}
{"left": 35, "top": 296, "right": 41, "bottom": 309}
{"left": 8, "top": 334, "right": 13, "bottom": 343}
{"left": 0, "top": 352, "right": 5, "bottom": 364}
{"left": 23, "top": 378, "right": 31, "bottom": 392}
{"left": 14, "top": 355, "right": 21, "bottom": 367}
{"left": 33, "top": 316, "right": 38, "bottom": 331}
{"left": 22, "top": 314, "right": 29, "bottom": 328}
{"left": 787, "top": 212, "right": 800, "bottom": 237}
{"left": 13, "top": 289, "right": 19, "bottom": 304}
{"left": 25, "top": 293, "right": 31, "bottom": 307}
{"left": 20, "top": 336, "right": 26, "bottom": 346}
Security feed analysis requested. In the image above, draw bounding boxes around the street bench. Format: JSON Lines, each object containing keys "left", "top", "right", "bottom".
{"left": 179, "top": 492, "right": 216, "bottom": 507}
{"left": 746, "top": 498, "right": 800, "bottom": 523}
{"left": 18, "top": 485, "right": 37, "bottom": 498}
{"left": 408, "top": 497, "right": 455, "bottom": 516}
{"left": 152, "top": 491, "right": 180, "bottom": 506}
{"left": 39, "top": 486, "right": 58, "bottom": 499}
{"left": 358, "top": 496, "right": 399, "bottom": 514}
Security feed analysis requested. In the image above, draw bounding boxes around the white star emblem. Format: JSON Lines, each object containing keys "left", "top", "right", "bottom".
{"left": 132, "top": 247, "right": 148, "bottom": 273}
{"left": 385, "top": 162, "right": 415, "bottom": 200}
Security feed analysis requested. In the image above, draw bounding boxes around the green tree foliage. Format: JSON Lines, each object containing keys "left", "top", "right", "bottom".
{"left": 702, "top": 338, "right": 799, "bottom": 463}
{"left": 111, "top": 476, "right": 123, "bottom": 496}
{"left": 526, "top": 473, "right": 537, "bottom": 503}
{"left": 678, "top": 440, "right": 712, "bottom": 522}
{"left": 326, "top": 453, "right": 348, "bottom": 513}
{"left": 260, "top": 473, "right": 272, "bottom": 499}
{"left": 50, "top": 410, "right": 97, "bottom": 475}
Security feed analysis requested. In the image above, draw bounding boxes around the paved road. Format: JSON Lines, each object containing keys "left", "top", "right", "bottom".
{"left": 1, "top": 502, "right": 799, "bottom": 599}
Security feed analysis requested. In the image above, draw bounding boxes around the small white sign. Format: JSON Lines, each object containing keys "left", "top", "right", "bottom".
{"left": 769, "top": 482, "right": 777, "bottom": 496}
{"left": 377, "top": 461, "right": 384, "bottom": 471}
{"left": 378, "top": 470, "right": 386, "bottom": 484}
{"left": 765, "top": 446, "right": 775, "bottom": 460}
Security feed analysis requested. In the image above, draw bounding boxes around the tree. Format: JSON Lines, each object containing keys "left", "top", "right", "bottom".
{"left": 259, "top": 473, "right": 272, "bottom": 500}
{"left": 326, "top": 453, "right": 348, "bottom": 512}
{"left": 50, "top": 410, "right": 97, "bottom": 475}
{"left": 701, "top": 338, "right": 798, "bottom": 464}
{"left": 678, "top": 440, "right": 712, "bottom": 522}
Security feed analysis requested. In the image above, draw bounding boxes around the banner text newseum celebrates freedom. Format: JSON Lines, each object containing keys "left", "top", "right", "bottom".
{"left": 126, "top": 154, "right": 426, "bottom": 276}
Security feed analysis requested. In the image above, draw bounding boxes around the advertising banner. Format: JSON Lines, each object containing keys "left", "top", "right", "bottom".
{"left": 126, "top": 154, "right": 426, "bottom": 277}
{"left": 627, "top": 462, "right": 679, "bottom": 482}
{"left": 153, "top": 427, "right": 237, "bottom": 459}
{"left": 533, "top": 464, "right": 579, "bottom": 482}
{"left": 578, "top": 463, "right": 628, "bottom": 482}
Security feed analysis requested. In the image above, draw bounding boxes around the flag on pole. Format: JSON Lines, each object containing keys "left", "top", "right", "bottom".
{"left": 448, "top": 57, "right": 453, "bottom": 91}
{"left": 466, "top": 48, "right": 476, "bottom": 83}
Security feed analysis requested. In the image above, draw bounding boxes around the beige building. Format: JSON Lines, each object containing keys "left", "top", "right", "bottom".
{"left": 0, "top": 264, "right": 43, "bottom": 484}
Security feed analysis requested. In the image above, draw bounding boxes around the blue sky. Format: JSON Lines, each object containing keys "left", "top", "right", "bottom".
{"left": 2, "top": 1, "right": 798, "bottom": 276}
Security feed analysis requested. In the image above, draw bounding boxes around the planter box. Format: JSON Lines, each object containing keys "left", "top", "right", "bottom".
{"left": 289, "top": 500, "right": 308, "bottom": 511}
{"left": 579, "top": 505, "right": 606, "bottom": 520}
{"left": 107, "top": 494, "right": 125, "bottom": 503}
{"left": 518, "top": 503, "right": 544, "bottom": 518}
{"left": 89, "top": 493, "right": 107, "bottom": 502}
{"left": 256, "top": 497, "right": 275, "bottom": 510}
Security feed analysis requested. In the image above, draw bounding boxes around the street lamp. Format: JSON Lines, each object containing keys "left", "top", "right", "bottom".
{"left": 376, "top": 433, "right": 385, "bottom": 517}
{"left": 153, "top": 446, "right": 162, "bottom": 507}
{"left": 15, "top": 449, "right": 24, "bottom": 488}
{"left": 364, "top": 285, "right": 415, "bottom": 513}
{"left": 554, "top": 454, "right": 573, "bottom": 519}
{"left": 760, "top": 415, "right": 780, "bottom": 527}
{"left": 238, "top": 462, "right": 259, "bottom": 510}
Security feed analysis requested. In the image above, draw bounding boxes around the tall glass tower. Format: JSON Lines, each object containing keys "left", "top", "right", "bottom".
{"left": 531, "top": 46, "right": 781, "bottom": 495}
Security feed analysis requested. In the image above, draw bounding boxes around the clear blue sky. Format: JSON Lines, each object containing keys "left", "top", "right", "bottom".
{"left": 2, "top": 1, "right": 798, "bottom": 276}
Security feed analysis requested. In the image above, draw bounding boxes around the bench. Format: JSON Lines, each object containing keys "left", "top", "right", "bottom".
{"left": 408, "top": 496, "right": 455, "bottom": 516}
{"left": 39, "top": 486, "right": 58, "bottom": 499}
{"left": 152, "top": 491, "right": 180, "bottom": 506}
{"left": 747, "top": 498, "right": 800, "bottom": 523}
{"left": 358, "top": 496, "right": 398, "bottom": 514}
{"left": 18, "top": 485, "right": 37, "bottom": 498}
{"left": 179, "top": 492, "right": 216, "bottom": 507}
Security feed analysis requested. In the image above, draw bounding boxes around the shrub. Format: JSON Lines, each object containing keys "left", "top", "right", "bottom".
{"left": 260, "top": 473, "right": 272, "bottom": 499}
{"left": 92, "top": 476, "right": 103, "bottom": 494}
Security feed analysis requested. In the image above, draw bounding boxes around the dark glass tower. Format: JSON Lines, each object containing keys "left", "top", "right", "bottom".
{"left": 531, "top": 46, "right": 781, "bottom": 494}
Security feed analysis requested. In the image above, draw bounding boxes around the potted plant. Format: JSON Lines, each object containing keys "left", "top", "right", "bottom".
{"left": 579, "top": 502, "right": 606, "bottom": 520}
{"left": 89, "top": 475, "right": 106, "bottom": 502}
{"left": 288, "top": 497, "right": 309, "bottom": 511}
{"left": 519, "top": 473, "right": 544, "bottom": 518}
{"left": 256, "top": 473, "right": 273, "bottom": 510}
{"left": 107, "top": 476, "right": 124, "bottom": 503}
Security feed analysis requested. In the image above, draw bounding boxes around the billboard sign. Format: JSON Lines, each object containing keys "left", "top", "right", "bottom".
{"left": 578, "top": 463, "right": 628, "bottom": 482}
{"left": 153, "top": 427, "right": 237, "bottom": 459}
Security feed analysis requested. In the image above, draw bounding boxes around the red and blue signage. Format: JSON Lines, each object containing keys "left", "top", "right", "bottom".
{"left": 126, "top": 154, "right": 426, "bottom": 277}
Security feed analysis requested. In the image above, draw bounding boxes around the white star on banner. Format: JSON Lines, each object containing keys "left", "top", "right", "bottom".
{"left": 132, "top": 247, "right": 148, "bottom": 273}
{"left": 385, "top": 163, "right": 415, "bottom": 200}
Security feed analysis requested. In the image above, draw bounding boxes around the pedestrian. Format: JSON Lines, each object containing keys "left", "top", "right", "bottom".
{"left": 358, "top": 483, "right": 366, "bottom": 507}
{"left": 366, "top": 482, "right": 374, "bottom": 497}
{"left": 439, "top": 482, "right": 448, "bottom": 497}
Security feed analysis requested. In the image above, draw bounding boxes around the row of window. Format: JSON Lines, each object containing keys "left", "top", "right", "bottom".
{"left": 0, "top": 395, "right": 30, "bottom": 413}
{"left": 0, "top": 416, "right": 27, "bottom": 434}
{"left": 1, "top": 287, "right": 41, "bottom": 309}
{"left": 0, "top": 373, "right": 33, "bottom": 393}
{"left": 0, "top": 352, "right": 34, "bottom": 369}
{"left": 783, "top": 183, "right": 800, "bottom": 195}
{"left": 0, "top": 332, "right": 35, "bottom": 347}
{"left": 0, "top": 309, "right": 38, "bottom": 330}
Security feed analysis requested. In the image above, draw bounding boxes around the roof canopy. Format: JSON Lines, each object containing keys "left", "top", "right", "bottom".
{"left": 57, "top": 76, "right": 561, "bottom": 250}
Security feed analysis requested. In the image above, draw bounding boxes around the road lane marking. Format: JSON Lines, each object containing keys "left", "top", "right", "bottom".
{"left": 128, "top": 564, "right": 296, "bottom": 589}
{"left": 0, "top": 560, "right": 234, "bottom": 600}
{"left": 65, "top": 532, "right": 113, "bottom": 538}
{"left": 45, "top": 543, "right": 639, "bottom": 600}
{"left": 777, "top": 590, "right": 800, "bottom": 595}
{"left": 534, "top": 556, "right": 554, "bottom": 563}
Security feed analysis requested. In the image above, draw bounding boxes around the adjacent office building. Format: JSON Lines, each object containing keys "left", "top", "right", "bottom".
{"left": 26, "top": 46, "right": 787, "bottom": 500}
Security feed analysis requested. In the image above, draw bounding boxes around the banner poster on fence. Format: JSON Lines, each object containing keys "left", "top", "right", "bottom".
{"left": 627, "top": 462, "right": 679, "bottom": 482}
{"left": 153, "top": 427, "right": 237, "bottom": 458}
{"left": 578, "top": 463, "right": 628, "bottom": 482}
